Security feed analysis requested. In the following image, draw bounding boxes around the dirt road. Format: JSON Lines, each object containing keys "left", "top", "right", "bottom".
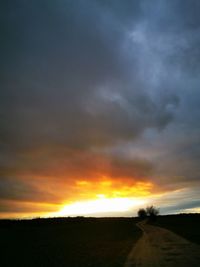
{"left": 125, "top": 220, "right": 200, "bottom": 267}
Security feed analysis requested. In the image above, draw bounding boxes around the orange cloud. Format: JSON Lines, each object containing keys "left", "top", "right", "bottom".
{"left": 0, "top": 147, "right": 158, "bottom": 218}
{"left": 73, "top": 178, "right": 153, "bottom": 201}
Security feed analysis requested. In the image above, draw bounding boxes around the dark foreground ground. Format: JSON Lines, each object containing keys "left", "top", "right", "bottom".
{"left": 0, "top": 217, "right": 140, "bottom": 267}
{"left": 154, "top": 213, "right": 200, "bottom": 245}
{"left": 1, "top": 214, "right": 200, "bottom": 267}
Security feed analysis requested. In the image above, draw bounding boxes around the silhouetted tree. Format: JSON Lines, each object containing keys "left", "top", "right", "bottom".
{"left": 137, "top": 205, "right": 159, "bottom": 221}
{"left": 137, "top": 208, "right": 147, "bottom": 219}
{"left": 146, "top": 205, "right": 159, "bottom": 221}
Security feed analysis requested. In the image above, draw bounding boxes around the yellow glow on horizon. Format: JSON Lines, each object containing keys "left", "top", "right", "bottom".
{"left": 52, "top": 178, "right": 153, "bottom": 217}
{"left": 56, "top": 196, "right": 147, "bottom": 217}
{"left": 0, "top": 175, "right": 156, "bottom": 219}
{"left": 74, "top": 179, "right": 154, "bottom": 200}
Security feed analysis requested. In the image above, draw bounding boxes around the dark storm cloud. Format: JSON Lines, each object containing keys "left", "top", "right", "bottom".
{"left": 116, "top": 0, "right": 200, "bottom": 191}
{"left": 0, "top": 0, "right": 177, "bottom": 153}
{"left": 0, "top": 0, "right": 200, "bottom": 215}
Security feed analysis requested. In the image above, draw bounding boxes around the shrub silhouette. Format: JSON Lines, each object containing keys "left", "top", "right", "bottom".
{"left": 137, "top": 208, "right": 147, "bottom": 219}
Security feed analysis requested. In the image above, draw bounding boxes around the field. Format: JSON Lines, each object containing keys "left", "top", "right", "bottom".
{"left": 0, "top": 217, "right": 140, "bottom": 267}
{"left": 1, "top": 214, "right": 200, "bottom": 267}
{"left": 154, "top": 213, "right": 200, "bottom": 245}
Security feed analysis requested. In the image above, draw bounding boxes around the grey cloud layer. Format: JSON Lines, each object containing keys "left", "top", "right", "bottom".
{"left": 0, "top": 0, "right": 200, "bottom": 214}
{"left": 0, "top": 0, "right": 178, "bottom": 152}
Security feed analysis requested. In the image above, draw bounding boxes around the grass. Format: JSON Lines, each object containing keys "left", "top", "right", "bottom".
{"left": 0, "top": 217, "right": 140, "bottom": 267}
{"left": 153, "top": 214, "right": 200, "bottom": 245}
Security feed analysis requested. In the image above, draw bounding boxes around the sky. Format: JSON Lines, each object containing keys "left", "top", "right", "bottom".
{"left": 1, "top": 0, "right": 200, "bottom": 218}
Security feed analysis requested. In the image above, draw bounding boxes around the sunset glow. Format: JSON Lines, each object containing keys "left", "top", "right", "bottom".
{"left": 56, "top": 197, "right": 147, "bottom": 217}
{"left": 51, "top": 179, "right": 153, "bottom": 217}
{"left": 1, "top": 0, "right": 200, "bottom": 219}
{"left": 73, "top": 179, "right": 154, "bottom": 199}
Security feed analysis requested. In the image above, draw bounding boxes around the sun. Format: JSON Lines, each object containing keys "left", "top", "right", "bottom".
{"left": 56, "top": 196, "right": 147, "bottom": 217}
